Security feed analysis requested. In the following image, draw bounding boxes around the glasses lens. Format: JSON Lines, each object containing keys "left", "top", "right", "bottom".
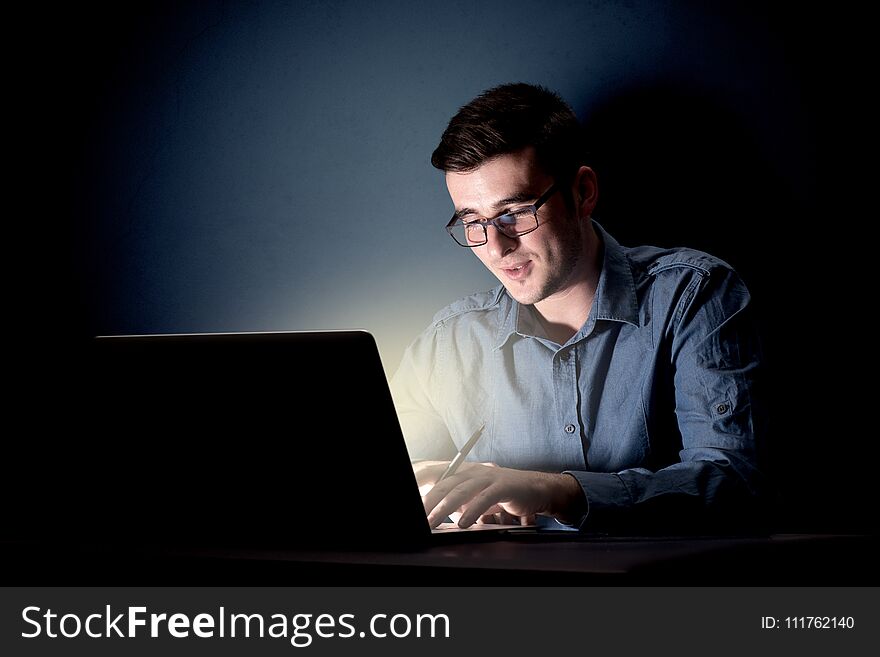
{"left": 449, "top": 221, "right": 486, "bottom": 246}
{"left": 449, "top": 208, "right": 539, "bottom": 246}
{"left": 497, "top": 209, "right": 538, "bottom": 238}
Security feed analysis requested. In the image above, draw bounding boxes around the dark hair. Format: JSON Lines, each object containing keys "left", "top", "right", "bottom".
{"left": 431, "top": 83, "right": 584, "bottom": 187}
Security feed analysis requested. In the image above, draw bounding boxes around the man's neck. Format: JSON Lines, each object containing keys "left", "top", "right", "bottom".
{"left": 534, "top": 229, "right": 602, "bottom": 345}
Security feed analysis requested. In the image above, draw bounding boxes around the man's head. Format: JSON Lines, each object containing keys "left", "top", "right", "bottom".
{"left": 431, "top": 83, "right": 584, "bottom": 197}
{"left": 433, "top": 83, "right": 599, "bottom": 307}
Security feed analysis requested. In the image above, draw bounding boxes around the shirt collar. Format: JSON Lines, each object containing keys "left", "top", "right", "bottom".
{"left": 591, "top": 220, "right": 640, "bottom": 326}
{"left": 493, "top": 220, "right": 639, "bottom": 351}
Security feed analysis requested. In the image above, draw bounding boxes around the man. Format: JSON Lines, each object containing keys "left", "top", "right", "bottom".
{"left": 391, "top": 83, "right": 765, "bottom": 533}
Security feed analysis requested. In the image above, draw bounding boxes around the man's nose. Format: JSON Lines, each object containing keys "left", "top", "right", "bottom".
{"left": 484, "top": 225, "right": 517, "bottom": 260}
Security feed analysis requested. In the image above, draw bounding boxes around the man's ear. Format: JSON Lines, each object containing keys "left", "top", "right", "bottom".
{"left": 573, "top": 166, "right": 598, "bottom": 219}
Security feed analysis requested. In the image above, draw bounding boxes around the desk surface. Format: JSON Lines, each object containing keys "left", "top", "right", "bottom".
{"left": 4, "top": 533, "right": 876, "bottom": 585}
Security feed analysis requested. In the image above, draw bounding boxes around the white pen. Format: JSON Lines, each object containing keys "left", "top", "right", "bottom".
{"left": 437, "top": 424, "right": 485, "bottom": 483}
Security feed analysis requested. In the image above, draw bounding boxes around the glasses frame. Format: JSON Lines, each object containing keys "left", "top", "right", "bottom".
{"left": 445, "top": 182, "right": 559, "bottom": 247}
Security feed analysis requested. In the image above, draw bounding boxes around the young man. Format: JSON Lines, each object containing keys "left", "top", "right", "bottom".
{"left": 391, "top": 83, "right": 765, "bottom": 533}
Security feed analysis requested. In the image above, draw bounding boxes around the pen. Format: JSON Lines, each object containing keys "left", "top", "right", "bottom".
{"left": 437, "top": 424, "right": 485, "bottom": 483}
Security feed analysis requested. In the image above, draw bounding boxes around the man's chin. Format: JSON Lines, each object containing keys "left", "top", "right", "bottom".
{"left": 501, "top": 282, "right": 541, "bottom": 306}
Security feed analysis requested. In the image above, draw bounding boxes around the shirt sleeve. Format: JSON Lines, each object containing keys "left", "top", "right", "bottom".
{"left": 565, "top": 266, "right": 767, "bottom": 533}
{"left": 390, "top": 323, "right": 458, "bottom": 462}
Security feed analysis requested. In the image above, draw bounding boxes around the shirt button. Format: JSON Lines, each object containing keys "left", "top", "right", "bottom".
{"left": 716, "top": 403, "right": 729, "bottom": 414}
{"left": 564, "top": 424, "right": 576, "bottom": 434}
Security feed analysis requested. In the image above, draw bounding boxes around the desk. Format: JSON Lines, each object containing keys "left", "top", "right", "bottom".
{"left": 3, "top": 534, "right": 876, "bottom": 585}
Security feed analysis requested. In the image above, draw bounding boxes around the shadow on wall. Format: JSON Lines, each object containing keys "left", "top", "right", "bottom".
{"left": 580, "top": 82, "right": 795, "bottom": 279}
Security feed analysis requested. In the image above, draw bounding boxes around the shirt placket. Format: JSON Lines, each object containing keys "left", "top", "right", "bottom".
{"left": 551, "top": 346, "right": 585, "bottom": 469}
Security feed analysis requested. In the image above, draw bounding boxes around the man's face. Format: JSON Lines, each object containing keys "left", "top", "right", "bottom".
{"left": 445, "top": 148, "right": 585, "bottom": 306}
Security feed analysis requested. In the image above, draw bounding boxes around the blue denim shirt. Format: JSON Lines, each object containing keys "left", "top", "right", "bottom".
{"left": 391, "top": 222, "right": 765, "bottom": 530}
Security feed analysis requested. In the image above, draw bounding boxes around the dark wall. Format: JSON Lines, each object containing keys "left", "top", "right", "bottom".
{"left": 17, "top": 1, "right": 873, "bottom": 533}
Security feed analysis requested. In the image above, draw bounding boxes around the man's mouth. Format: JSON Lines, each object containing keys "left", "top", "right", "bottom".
{"left": 500, "top": 261, "right": 532, "bottom": 281}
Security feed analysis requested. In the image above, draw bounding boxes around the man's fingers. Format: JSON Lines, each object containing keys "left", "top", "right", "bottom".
{"left": 422, "top": 473, "right": 462, "bottom": 515}
{"left": 421, "top": 464, "right": 538, "bottom": 528}
{"left": 425, "top": 479, "right": 489, "bottom": 528}
{"left": 497, "top": 510, "right": 517, "bottom": 525}
{"left": 477, "top": 510, "right": 533, "bottom": 526}
{"left": 456, "top": 484, "right": 508, "bottom": 528}
{"left": 474, "top": 506, "right": 505, "bottom": 524}
{"left": 421, "top": 467, "right": 488, "bottom": 515}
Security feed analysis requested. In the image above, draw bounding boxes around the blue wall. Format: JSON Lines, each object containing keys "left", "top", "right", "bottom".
{"left": 62, "top": 0, "right": 812, "bottom": 374}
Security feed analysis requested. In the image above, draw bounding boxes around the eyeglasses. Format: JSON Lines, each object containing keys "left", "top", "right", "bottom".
{"left": 445, "top": 183, "right": 559, "bottom": 247}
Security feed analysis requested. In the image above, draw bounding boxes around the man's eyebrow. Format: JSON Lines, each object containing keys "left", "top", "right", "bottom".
{"left": 453, "top": 191, "right": 540, "bottom": 220}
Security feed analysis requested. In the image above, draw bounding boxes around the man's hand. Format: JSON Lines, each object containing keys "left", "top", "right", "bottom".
{"left": 413, "top": 461, "right": 529, "bottom": 525}
{"left": 413, "top": 461, "right": 587, "bottom": 529}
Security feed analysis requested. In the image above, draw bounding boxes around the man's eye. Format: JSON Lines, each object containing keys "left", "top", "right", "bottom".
{"left": 501, "top": 210, "right": 531, "bottom": 224}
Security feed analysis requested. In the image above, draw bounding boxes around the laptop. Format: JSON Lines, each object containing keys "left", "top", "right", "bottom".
{"left": 9, "top": 330, "right": 552, "bottom": 550}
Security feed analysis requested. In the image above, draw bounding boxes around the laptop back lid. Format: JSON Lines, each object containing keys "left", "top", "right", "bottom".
{"left": 18, "top": 331, "right": 432, "bottom": 549}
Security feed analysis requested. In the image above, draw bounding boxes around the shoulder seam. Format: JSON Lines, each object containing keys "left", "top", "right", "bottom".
{"left": 432, "top": 287, "right": 505, "bottom": 326}
{"left": 648, "top": 260, "right": 713, "bottom": 277}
